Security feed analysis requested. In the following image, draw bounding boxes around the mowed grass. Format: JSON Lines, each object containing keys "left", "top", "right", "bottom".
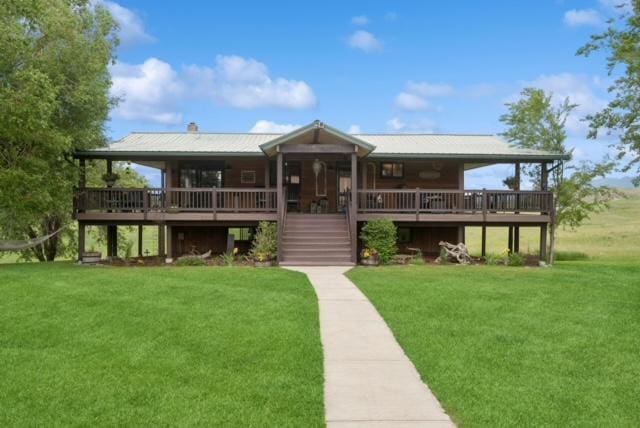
{"left": 0, "top": 263, "right": 324, "bottom": 427}
{"left": 348, "top": 262, "right": 640, "bottom": 427}
{"left": 465, "top": 189, "right": 640, "bottom": 260}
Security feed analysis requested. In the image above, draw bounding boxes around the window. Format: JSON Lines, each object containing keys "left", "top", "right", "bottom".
{"left": 179, "top": 162, "right": 224, "bottom": 188}
{"left": 228, "top": 227, "right": 253, "bottom": 241}
{"left": 240, "top": 170, "right": 256, "bottom": 184}
{"left": 380, "top": 162, "right": 404, "bottom": 178}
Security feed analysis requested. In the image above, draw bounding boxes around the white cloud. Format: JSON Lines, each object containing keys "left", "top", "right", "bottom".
{"left": 348, "top": 30, "right": 383, "bottom": 53}
{"left": 386, "top": 117, "right": 436, "bottom": 134}
{"left": 351, "top": 15, "right": 370, "bottom": 25}
{"left": 563, "top": 9, "right": 603, "bottom": 27}
{"left": 185, "top": 55, "right": 316, "bottom": 109}
{"left": 110, "top": 58, "right": 184, "bottom": 124}
{"left": 249, "top": 120, "right": 301, "bottom": 133}
{"left": 394, "top": 81, "right": 453, "bottom": 111}
{"left": 101, "top": 1, "right": 154, "bottom": 45}
{"left": 526, "top": 73, "right": 608, "bottom": 136}
{"left": 348, "top": 124, "right": 362, "bottom": 134}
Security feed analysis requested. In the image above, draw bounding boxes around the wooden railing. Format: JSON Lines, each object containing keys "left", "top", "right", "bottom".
{"left": 76, "top": 187, "right": 278, "bottom": 213}
{"left": 357, "top": 189, "right": 553, "bottom": 215}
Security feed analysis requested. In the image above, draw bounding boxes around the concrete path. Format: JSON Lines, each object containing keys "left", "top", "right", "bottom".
{"left": 285, "top": 266, "right": 455, "bottom": 428}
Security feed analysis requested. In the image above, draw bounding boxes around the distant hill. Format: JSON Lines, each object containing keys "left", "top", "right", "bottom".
{"left": 593, "top": 176, "right": 637, "bottom": 189}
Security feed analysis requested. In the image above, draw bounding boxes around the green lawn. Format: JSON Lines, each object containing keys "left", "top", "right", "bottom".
{"left": 0, "top": 263, "right": 324, "bottom": 427}
{"left": 348, "top": 262, "right": 640, "bottom": 427}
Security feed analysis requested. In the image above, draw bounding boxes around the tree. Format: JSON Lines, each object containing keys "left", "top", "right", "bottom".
{"left": 0, "top": 0, "right": 117, "bottom": 260}
{"left": 500, "top": 88, "right": 617, "bottom": 264}
{"left": 577, "top": 1, "right": 640, "bottom": 185}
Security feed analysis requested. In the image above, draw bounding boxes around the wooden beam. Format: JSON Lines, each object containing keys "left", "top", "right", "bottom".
{"left": 541, "top": 162, "right": 549, "bottom": 191}
{"left": 508, "top": 226, "right": 514, "bottom": 253}
{"left": 514, "top": 227, "right": 520, "bottom": 253}
{"left": 276, "top": 152, "right": 283, "bottom": 262}
{"left": 540, "top": 223, "right": 548, "bottom": 262}
{"left": 107, "top": 225, "right": 117, "bottom": 258}
{"left": 78, "top": 222, "right": 85, "bottom": 262}
{"left": 158, "top": 225, "right": 165, "bottom": 257}
{"left": 79, "top": 158, "right": 86, "bottom": 188}
{"left": 481, "top": 225, "right": 487, "bottom": 257}
{"left": 166, "top": 225, "right": 173, "bottom": 262}
{"left": 280, "top": 144, "right": 354, "bottom": 154}
{"left": 514, "top": 162, "right": 521, "bottom": 191}
{"left": 264, "top": 159, "right": 270, "bottom": 187}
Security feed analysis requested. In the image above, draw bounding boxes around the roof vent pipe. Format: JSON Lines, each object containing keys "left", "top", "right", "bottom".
{"left": 187, "top": 122, "right": 199, "bottom": 133}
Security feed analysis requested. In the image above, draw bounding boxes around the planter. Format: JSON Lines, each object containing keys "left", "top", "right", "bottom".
{"left": 360, "top": 257, "right": 380, "bottom": 266}
{"left": 81, "top": 251, "right": 102, "bottom": 265}
{"left": 254, "top": 260, "right": 273, "bottom": 267}
{"left": 166, "top": 207, "right": 180, "bottom": 213}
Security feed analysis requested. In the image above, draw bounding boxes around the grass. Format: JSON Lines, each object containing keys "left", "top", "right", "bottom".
{"left": 348, "top": 262, "right": 640, "bottom": 427}
{"left": 0, "top": 263, "right": 324, "bottom": 427}
{"left": 465, "top": 189, "right": 640, "bottom": 260}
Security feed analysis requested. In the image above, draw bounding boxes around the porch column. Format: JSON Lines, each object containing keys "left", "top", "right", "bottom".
{"left": 350, "top": 152, "right": 358, "bottom": 263}
{"left": 264, "top": 159, "right": 270, "bottom": 187}
{"left": 166, "top": 225, "right": 173, "bottom": 263}
{"left": 540, "top": 223, "right": 548, "bottom": 263}
{"left": 514, "top": 162, "right": 521, "bottom": 253}
{"left": 158, "top": 225, "right": 165, "bottom": 257}
{"left": 78, "top": 222, "right": 85, "bottom": 262}
{"left": 541, "top": 162, "right": 549, "bottom": 191}
{"left": 105, "top": 159, "right": 117, "bottom": 258}
{"left": 77, "top": 158, "right": 86, "bottom": 214}
{"left": 508, "top": 226, "right": 514, "bottom": 253}
{"left": 481, "top": 225, "right": 487, "bottom": 257}
{"left": 137, "top": 225, "right": 143, "bottom": 257}
{"left": 277, "top": 152, "right": 283, "bottom": 262}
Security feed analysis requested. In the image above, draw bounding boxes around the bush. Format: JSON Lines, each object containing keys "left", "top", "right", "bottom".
{"left": 438, "top": 247, "right": 450, "bottom": 265}
{"left": 411, "top": 249, "right": 425, "bottom": 265}
{"left": 507, "top": 252, "right": 525, "bottom": 266}
{"left": 360, "top": 219, "right": 397, "bottom": 264}
{"left": 249, "top": 221, "right": 278, "bottom": 260}
{"left": 485, "top": 253, "right": 505, "bottom": 265}
{"left": 555, "top": 251, "right": 589, "bottom": 261}
{"left": 175, "top": 255, "right": 206, "bottom": 266}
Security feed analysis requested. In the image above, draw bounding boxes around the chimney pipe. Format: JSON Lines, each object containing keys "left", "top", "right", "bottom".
{"left": 187, "top": 122, "right": 199, "bottom": 133}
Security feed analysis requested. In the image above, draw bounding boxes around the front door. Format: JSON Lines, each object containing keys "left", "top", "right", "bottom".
{"left": 337, "top": 165, "right": 351, "bottom": 213}
{"left": 285, "top": 161, "right": 301, "bottom": 211}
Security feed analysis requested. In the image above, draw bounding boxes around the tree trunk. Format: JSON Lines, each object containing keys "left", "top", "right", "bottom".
{"left": 28, "top": 216, "right": 62, "bottom": 262}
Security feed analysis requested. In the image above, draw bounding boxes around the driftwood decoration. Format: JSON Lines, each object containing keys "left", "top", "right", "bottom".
{"left": 437, "top": 241, "right": 472, "bottom": 264}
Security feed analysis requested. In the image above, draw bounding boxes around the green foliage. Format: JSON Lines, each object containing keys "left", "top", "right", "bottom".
{"left": 175, "top": 256, "right": 206, "bottom": 267}
{"left": 485, "top": 253, "right": 506, "bottom": 266}
{"left": 554, "top": 251, "right": 589, "bottom": 261}
{"left": 438, "top": 247, "right": 451, "bottom": 265}
{"left": 360, "top": 219, "right": 397, "bottom": 264}
{"left": 507, "top": 252, "right": 525, "bottom": 267}
{"left": 219, "top": 252, "right": 235, "bottom": 267}
{"left": 411, "top": 249, "right": 425, "bottom": 265}
{"left": 249, "top": 221, "right": 278, "bottom": 260}
{"left": 577, "top": 3, "right": 640, "bottom": 183}
{"left": 0, "top": 0, "right": 118, "bottom": 261}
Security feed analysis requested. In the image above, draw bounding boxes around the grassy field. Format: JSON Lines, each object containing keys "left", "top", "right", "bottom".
{"left": 465, "top": 189, "right": 640, "bottom": 260}
{"left": 0, "top": 263, "right": 324, "bottom": 427}
{"left": 348, "top": 262, "right": 640, "bottom": 427}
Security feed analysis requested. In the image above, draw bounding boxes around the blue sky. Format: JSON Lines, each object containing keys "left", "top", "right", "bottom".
{"left": 103, "top": 0, "right": 626, "bottom": 187}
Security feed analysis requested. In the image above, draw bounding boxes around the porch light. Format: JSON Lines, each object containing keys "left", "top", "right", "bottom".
{"left": 312, "top": 158, "right": 322, "bottom": 177}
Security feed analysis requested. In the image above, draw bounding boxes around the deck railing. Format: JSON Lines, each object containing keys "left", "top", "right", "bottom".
{"left": 76, "top": 187, "right": 278, "bottom": 213}
{"left": 357, "top": 189, "right": 553, "bottom": 215}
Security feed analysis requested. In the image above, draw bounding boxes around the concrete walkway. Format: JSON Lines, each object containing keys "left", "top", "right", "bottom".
{"left": 286, "top": 266, "right": 455, "bottom": 428}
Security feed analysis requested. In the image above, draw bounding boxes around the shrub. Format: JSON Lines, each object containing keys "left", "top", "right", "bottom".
{"left": 555, "top": 251, "right": 589, "bottom": 261}
{"left": 437, "top": 247, "right": 450, "bottom": 264}
{"left": 249, "top": 221, "right": 278, "bottom": 260}
{"left": 485, "top": 253, "right": 505, "bottom": 265}
{"left": 219, "top": 249, "right": 236, "bottom": 267}
{"left": 360, "top": 219, "right": 397, "bottom": 264}
{"left": 507, "top": 252, "right": 525, "bottom": 266}
{"left": 411, "top": 249, "right": 425, "bottom": 265}
{"left": 175, "top": 255, "right": 206, "bottom": 266}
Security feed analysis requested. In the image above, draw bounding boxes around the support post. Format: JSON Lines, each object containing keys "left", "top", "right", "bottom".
{"left": 508, "top": 226, "right": 514, "bottom": 253}
{"left": 481, "top": 225, "right": 487, "bottom": 257}
{"left": 514, "top": 228, "right": 520, "bottom": 253}
{"left": 79, "top": 158, "right": 86, "bottom": 188}
{"left": 165, "top": 225, "right": 173, "bottom": 263}
{"left": 541, "top": 162, "right": 549, "bottom": 191}
{"left": 107, "top": 225, "right": 117, "bottom": 258}
{"left": 350, "top": 152, "right": 358, "bottom": 263}
{"left": 78, "top": 222, "right": 85, "bottom": 262}
{"left": 157, "top": 225, "right": 165, "bottom": 257}
{"left": 514, "top": 162, "right": 521, "bottom": 253}
{"left": 137, "top": 225, "right": 143, "bottom": 257}
{"left": 264, "top": 159, "right": 270, "bottom": 187}
{"left": 540, "top": 224, "right": 548, "bottom": 263}
{"left": 276, "top": 152, "right": 283, "bottom": 262}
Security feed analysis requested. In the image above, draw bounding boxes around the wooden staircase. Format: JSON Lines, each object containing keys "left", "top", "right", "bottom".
{"left": 280, "top": 213, "right": 354, "bottom": 266}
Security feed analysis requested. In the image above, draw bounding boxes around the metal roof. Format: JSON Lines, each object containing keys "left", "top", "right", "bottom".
{"left": 78, "top": 129, "right": 569, "bottom": 161}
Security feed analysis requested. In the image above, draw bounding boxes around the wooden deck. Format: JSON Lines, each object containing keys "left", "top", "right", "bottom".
{"left": 75, "top": 187, "right": 553, "bottom": 224}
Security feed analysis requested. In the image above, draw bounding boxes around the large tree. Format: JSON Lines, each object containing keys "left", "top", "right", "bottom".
{"left": 577, "top": 0, "right": 640, "bottom": 185}
{"left": 0, "top": 0, "right": 117, "bottom": 260}
{"left": 500, "top": 88, "right": 616, "bottom": 264}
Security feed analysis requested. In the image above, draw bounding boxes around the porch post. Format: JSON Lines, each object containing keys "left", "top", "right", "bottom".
{"left": 264, "top": 159, "right": 270, "bottom": 187}
{"left": 514, "top": 162, "right": 521, "bottom": 253}
{"left": 158, "top": 225, "right": 165, "bottom": 257}
{"left": 137, "top": 225, "right": 143, "bottom": 257}
{"left": 78, "top": 222, "right": 85, "bottom": 262}
{"left": 105, "top": 159, "right": 117, "bottom": 258}
{"left": 79, "top": 158, "right": 86, "bottom": 188}
{"left": 540, "top": 223, "right": 548, "bottom": 263}
{"left": 541, "top": 162, "right": 549, "bottom": 191}
{"left": 277, "top": 152, "right": 283, "bottom": 262}
{"left": 508, "top": 226, "right": 514, "bottom": 253}
{"left": 481, "top": 225, "right": 487, "bottom": 257}
{"left": 350, "top": 152, "right": 358, "bottom": 263}
{"left": 166, "top": 225, "right": 173, "bottom": 263}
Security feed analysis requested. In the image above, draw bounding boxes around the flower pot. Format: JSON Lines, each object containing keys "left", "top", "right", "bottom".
{"left": 360, "top": 257, "right": 380, "bottom": 266}
{"left": 254, "top": 260, "right": 273, "bottom": 267}
{"left": 81, "top": 251, "right": 102, "bottom": 265}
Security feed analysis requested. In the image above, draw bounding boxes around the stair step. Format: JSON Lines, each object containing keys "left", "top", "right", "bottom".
{"left": 283, "top": 232, "right": 349, "bottom": 238}
{"left": 283, "top": 247, "right": 351, "bottom": 254}
{"left": 280, "top": 261, "right": 355, "bottom": 266}
{"left": 281, "top": 255, "right": 352, "bottom": 263}
{"left": 282, "top": 241, "right": 350, "bottom": 247}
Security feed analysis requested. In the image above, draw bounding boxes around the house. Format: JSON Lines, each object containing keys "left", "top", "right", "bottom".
{"left": 74, "top": 120, "right": 568, "bottom": 265}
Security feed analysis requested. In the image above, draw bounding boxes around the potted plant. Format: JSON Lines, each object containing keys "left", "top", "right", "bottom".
{"left": 101, "top": 172, "right": 120, "bottom": 187}
{"left": 166, "top": 205, "right": 180, "bottom": 213}
{"left": 81, "top": 248, "right": 102, "bottom": 265}
{"left": 249, "top": 221, "right": 277, "bottom": 267}
{"left": 360, "top": 248, "right": 380, "bottom": 266}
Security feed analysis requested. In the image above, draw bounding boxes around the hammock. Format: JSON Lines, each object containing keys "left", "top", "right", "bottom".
{"left": 0, "top": 228, "right": 65, "bottom": 251}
